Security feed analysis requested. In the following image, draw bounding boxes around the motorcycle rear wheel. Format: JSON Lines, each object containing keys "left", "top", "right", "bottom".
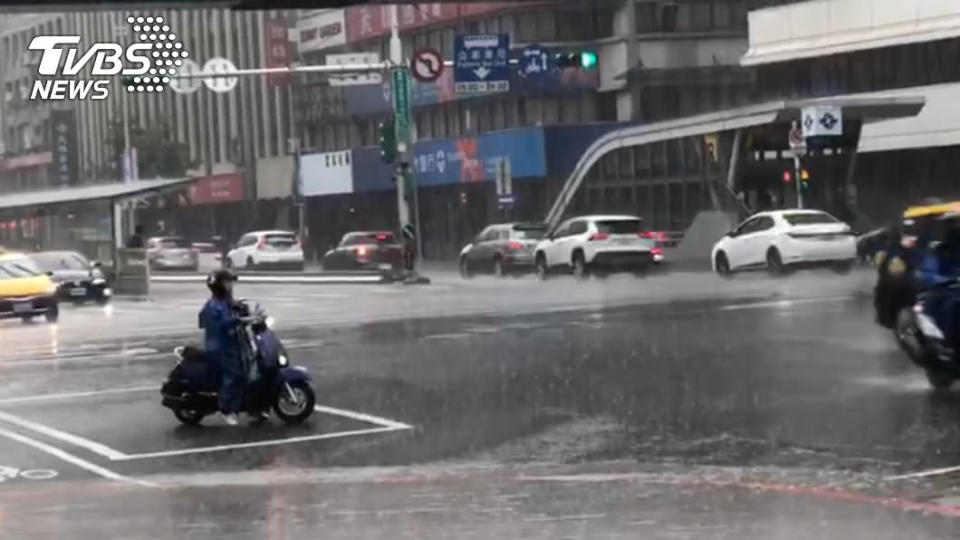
{"left": 273, "top": 380, "right": 315, "bottom": 424}
{"left": 173, "top": 408, "right": 205, "bottom": 426}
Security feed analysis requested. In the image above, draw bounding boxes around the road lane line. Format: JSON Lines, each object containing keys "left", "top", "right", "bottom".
{"left": 116, "top": 425, "right": 410, "bottom": 461}
{"left": 0, "top": 386, "right": 155, "bottom": 405}
{"left": 0, "top": 410, "right": 129, "bottom": 461}
{"left": 715, "top": 295, "right": 853, "bottom": 312}
{"left": 0, "top": 425, "right": 154, "bottom": 487}
{"left": 884, "top": 465, "right": 960, "bottom": 482}
{"left": 313, "top": 404, "right": 414, "bottom": 430}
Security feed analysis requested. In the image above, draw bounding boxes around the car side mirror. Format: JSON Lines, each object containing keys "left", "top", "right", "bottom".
{"left": 45, "top": 270, "right": 54, "bottom": 276}
{"left": 91, "top": 261, "right": 102, "bottom": 269}
{"left": 727, "top": 229, "right": 737, "bottom": 237}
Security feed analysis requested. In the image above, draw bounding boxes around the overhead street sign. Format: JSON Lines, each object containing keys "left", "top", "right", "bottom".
{"left": 327, "top": 52, "right": 382, "bottom": 87}
{"left": 788, "top": 120, "right": 806, "bottom": 157}
{"left": 454, "top": 34, "right": 510, "bottom": 94}
{"left": 169, "top": 59, "right": 202, "bottom": 94}
{"left": 802, "top": 106, "right": 843, "bottom": 137}
{"left": 520, "top": 44, "right": 549, "bottom": 79}
{"left": 391, "top": 67, "right": 411, "bottom": 147}
{"left": 411, "top": 47, "right": 443, "bottom": 82}
{"left": 202, "top": 57, "right": 239, "bottom": 93}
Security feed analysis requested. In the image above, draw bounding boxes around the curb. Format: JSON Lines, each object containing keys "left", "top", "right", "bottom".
{"left": 149, "top": 272, "right": 394, "bottom": 285}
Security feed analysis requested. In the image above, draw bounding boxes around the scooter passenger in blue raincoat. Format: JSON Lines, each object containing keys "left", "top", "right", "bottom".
{"left": 917, "top": 221, "right": 960, "bottom": 352}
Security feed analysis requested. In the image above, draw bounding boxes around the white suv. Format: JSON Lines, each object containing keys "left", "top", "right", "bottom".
{"left": 711, "top": 210, "right": 856, "bottom": 276}
{"left": 533, "top": 215, "right": 657, "bottom": 280}
{"left": 225, "top": 230, "right": 305, "bottom": 271}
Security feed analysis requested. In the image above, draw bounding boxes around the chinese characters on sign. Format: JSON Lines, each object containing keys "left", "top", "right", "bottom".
{"left": 49, "top": 109, "right": 78, "bottom": 186}
{"left": 297, "top": 10, "right": 346, "bottom": 53}
{"left": 454, "top": 34, "right": 511, "bottom": 94}
{"left": 344, "top": 3, "right": 510, "bottom": 43}
{"left": 265, "top": 18, "right": 289, "bottom": 86}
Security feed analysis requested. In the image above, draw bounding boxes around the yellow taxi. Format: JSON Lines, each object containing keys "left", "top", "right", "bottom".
{"left": 0, "top": 252, "right": 59, "bottom": 323}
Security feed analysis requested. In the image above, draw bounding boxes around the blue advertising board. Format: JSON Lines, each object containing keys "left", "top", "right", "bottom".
{"left": 411, "top": 127, "right": 546, "bottom": 186}
{"left": 454, "top": 34, "right": 510, "bottom": 94}
{"left": 543, "top": 123, "right": 627, "bottom": 178}
{"left": 352, "top": 147, "right": 394, "bottom": 193}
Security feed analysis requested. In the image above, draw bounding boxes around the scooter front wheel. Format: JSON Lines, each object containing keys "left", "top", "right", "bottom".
{"left": 173, "top": 408, "right": 205, "bottom": 426}
{"left": 273, "top": 380, "right": 315, "bottom": 424}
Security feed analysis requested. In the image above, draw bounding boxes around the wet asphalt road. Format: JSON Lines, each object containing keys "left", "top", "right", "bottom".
{"left": 2, "top": 269, "right": 960, "bottom": 538}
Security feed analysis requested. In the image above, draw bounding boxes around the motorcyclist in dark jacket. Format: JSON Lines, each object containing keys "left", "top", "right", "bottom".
{"left": 199, "top": 269, "right": 244, "bottom": 426}
{"left": 917, "top": 222, "right": 960, "bottom": 348}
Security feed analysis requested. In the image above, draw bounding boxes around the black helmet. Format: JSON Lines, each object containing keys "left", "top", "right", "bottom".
{"left": 206, "top": 269, "right": 237, "bottom": 297}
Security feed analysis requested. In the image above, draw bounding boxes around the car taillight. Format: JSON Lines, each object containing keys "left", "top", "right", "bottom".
{"left": 506, "top": 241, "right": 523, "bottom": 251}
{"left": 651, "top": 246, "right": 663, "bottom": 256}
{"left": 375, "top": 233, "right": 390, "bottom": 241}
{"left": 588, "top": 233, "right": 609, "bottom": 241}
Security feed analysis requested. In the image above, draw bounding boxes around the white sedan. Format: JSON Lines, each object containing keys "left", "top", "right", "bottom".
{"left": 711, "top": 210, "right": 857, "bottom": 276}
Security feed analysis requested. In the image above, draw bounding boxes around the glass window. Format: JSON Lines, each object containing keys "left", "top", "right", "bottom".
{"left": 782, "top": 212, "right": 839, "bottom": 226}
{"left": 651, "top": 142, "right": 666, "bottom": 177}
{"left": 511, "top": 224, "right": 546, "bottom": 240}
{"left": 568, "top": 221, "right": 588, "bottom": 235}
{"left": 155, "top": 237, "right": 190, "bottom": 248}
{"left": 264, "top": 233, "right": 297, "bottom": 248}
{"left": 634, "top": 145, "right": 651, "bottom": 178}
{"left": 32, "top": 252, "right": 90, "bottom": 272}
{"left": 596, "top": 219, "right": 641, "bottom": 234}
{"left": 0, "top": 257, "right": 41, "bottom": 278}
{"left": 691, "top": 2, "right": 712, "bottom": 31}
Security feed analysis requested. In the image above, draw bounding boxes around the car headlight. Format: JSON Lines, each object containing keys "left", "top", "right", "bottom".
{"left": 103, "top": 288, "right": 113, "bottom": 297}
{"left": 46, "top": 283, "right": 59, "bottom": 295}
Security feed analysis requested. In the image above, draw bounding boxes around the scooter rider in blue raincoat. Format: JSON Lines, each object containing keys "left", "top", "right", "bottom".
{"left": 199, "top": 269, "right": 245, "bottom": 426}
{"left": 917, "top": 221, "right": 960, "bottom": 350}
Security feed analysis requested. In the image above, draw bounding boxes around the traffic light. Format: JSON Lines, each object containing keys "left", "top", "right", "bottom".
{"left": 782, "top": 170, "right": 792, "bottom": 183}
{"left": 554, "top": 50, "right": 598, "bottom": 69}
{"left": 800, "top": 168, "right": 811, "bottom": 190}
{"left": 378, "top": 116, "right": 397, "bottom": 164}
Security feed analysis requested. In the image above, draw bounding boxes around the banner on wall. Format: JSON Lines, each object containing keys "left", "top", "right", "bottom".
{"left": 411, "top": 127, "right": 546, "bottom": 186}
{"left": 188, "top": 173, "right": 245, "bottom": 205}
{"left": 300, "top": 150, "right": 353, "bottom": 197}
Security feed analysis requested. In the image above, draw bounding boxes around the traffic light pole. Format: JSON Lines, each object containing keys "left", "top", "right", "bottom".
{"left": 793, "top": 155, "right": 803, "bottom": 209}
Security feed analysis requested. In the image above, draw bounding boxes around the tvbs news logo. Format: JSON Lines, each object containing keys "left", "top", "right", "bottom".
{"left": 28, "top": 15, "right": 189, "bottom": 101}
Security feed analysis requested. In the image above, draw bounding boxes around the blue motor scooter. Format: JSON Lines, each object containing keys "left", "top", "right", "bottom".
{"left": 160, "top": 300, "right": 315, "bottom": 425}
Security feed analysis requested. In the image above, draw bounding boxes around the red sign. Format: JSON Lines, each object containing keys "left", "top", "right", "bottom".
{"left": 345, "top": 3, "right": 516, "bottom": 43}
{"left": 189, "top": 173, "right": 245, "bottom": 205}
{"left": 265, "top": 18, "right": 289, "bottom": 86}
{"left": 0, "top": 151, "right": 52, "bottom": 171}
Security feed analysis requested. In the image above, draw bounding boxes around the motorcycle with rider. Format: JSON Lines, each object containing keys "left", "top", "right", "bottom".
{"left": 160, "top": 269, "right": 316, "bottom": 426}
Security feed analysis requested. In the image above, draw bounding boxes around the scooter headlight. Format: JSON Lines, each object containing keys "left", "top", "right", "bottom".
{"left": 265, "top": 316, "right": 275, "bottom": 329}
{"left": 278, "top": 354, "right": 288, "bottom": 367}
{"left": 916, "top": 312, "right": 945, "bottom": 340}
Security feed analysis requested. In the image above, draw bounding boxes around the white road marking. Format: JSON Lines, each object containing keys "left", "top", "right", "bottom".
{"left": 715, "top": 295, "right": 853, "bottom": 312}
{"left": 0, "top": 425, "right": 154, "bottom": 487}
{"left": 313, "top": 404, "right": 413, "bottom": 430}
{"left": 0, "top": 386, "right": 155, "bottom": 405}
{"left": 0, "top": 386, "right": 413, "bottom": 461}
{"left": 0, "top": 410, "right": 129, "bottom": 460}
{"left": 885, "top": 465, "right": 960, "bottom": 482}
{"left": 116, "top": 424, "right": 410, "bottom": 461}
{"left": 151, "top": 274, "right": 386, "bottom": 284}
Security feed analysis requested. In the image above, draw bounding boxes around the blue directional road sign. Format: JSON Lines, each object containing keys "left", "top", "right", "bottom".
{"left": 519, "top": 44, "right": 549, "bottom": 79}
{"left": 454, "top": 34, "right": 510, "bottom": 94}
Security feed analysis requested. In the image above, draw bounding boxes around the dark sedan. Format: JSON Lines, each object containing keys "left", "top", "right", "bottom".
{"left": 28, "top": 251, "right": 112, "bottom": 305}
{"left": 322, "top": 231, "right": 403, "bottom": 272}
{"left": 459, "top": 222, "right": 546, "bottom": 278}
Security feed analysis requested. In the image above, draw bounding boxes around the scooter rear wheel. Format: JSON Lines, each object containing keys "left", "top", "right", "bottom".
{"left": 273, "top": 380, "right": 315, "bottom": 424}
{"left": 173, "top": 408, "right": 204, "bottom": 426}
{"left": 926, "top": 368, "right": 955, "bottom": 391}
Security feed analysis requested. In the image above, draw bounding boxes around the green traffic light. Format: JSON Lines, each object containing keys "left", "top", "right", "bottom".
{"left": 580, "top": 51, "right": 597, "bottom": 69}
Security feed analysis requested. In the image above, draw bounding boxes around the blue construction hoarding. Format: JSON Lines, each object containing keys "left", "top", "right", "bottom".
{"left": 348, "top": 123, "right": 623, "bottom": 193}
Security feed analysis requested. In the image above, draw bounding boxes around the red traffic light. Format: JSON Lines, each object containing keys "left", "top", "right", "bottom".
{"left": 782, "top": 171, "right": 792, "bottom": 183}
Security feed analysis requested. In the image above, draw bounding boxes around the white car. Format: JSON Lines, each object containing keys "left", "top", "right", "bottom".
{"left": 225, "top": 230, "right": 304, "bottom": 271}
{"left": 533, "top": 215, "right": 658, "bottom": 279}
{"left": 711, "top": 210, "right": 856, "bottom": 276}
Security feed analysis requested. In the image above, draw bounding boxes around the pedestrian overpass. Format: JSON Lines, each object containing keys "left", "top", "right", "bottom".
{"left": 544, "top": 96, "right": 925, "bottom": 264}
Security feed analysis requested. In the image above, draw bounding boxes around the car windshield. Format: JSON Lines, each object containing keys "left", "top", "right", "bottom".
{"left": 596, "top": 219, "right": 642, "bottom": 234}
{"left": 157, "top": 238, "right": 189, "bottom": 248}
{"left": 782, "top": 212, "right": 839, "bottom": 225}
{"left": 0, "top": 258, "right": 41, "bottom": 278}
{"left": 30, "top": 252, "right": 89, "bottom": 271}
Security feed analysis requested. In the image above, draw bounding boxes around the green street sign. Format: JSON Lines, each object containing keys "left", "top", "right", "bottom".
{"left": 391, "top": 67, "right": 411, "bottom": 144}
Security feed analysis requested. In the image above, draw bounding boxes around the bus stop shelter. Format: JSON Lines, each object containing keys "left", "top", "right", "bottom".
{"left": 0, "top": 177, "right": 194, "bottom": 271}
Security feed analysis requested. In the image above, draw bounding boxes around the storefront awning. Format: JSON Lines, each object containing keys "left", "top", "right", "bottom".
{"left": 0, "top": 177, "right": 194, "bottom": 212}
